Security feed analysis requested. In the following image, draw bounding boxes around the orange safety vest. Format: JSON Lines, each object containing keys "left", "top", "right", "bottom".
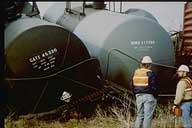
{"left": 133, "top": 68, "right": 150, "bottom": 86}
{"left": 182, "top": 77, "right": 192, "bottom": 92}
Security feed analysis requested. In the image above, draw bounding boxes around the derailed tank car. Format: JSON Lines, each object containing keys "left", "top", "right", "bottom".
{"left": 5, "top": 2, "right": 103, "bottom": 115}
{"left": 43, "top": 2, "right": 176, "bottom": 94}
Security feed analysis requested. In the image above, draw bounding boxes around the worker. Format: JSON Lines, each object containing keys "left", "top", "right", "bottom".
{"left": 172, "top": 64, "right": 192, "bottom": 128}
{"left": 131, "top": 56, "right": 158, "bottom": 128}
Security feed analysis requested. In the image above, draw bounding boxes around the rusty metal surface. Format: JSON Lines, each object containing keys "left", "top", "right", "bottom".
{"left": 182, "top": 2, "right": 192, "bottom": 55}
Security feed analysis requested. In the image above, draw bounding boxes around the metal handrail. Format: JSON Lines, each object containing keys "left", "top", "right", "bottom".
{"left": 105, "top": 48, "right": 177, "bottom": 79}
{"left": 5, "top": 58, "right": 99, "bottom": 81}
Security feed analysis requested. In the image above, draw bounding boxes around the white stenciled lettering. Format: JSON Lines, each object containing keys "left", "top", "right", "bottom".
{"left": 49, "top": 57, "right": 56, "bottom": 61}
{"left": 33, "top": 65, "right": 38, "bottom": 68}
{"left": 50, "top": 61, "right": 55, "bottom": 64}
{"left": 41, "top": 61, "right": 46, "bottom": 65}
{"left": 41, "top": 48, "right": 58, "bottom": 58}
{"left": 29, "top": 55, "right": 40, "bottom": 63}
{"left": 44, "top": 66, "right": 50, "bottom": 71}
{"left": 44, "top": 52, "right": 48, "bottom": 56}
{"left": 48, "top": 55, "right": 53, "bottom": 59}
{"left": 131, "top": 41, "right": 140, "bottom": 45}
{"left": 29, "top": 48, "right": 58, "bottom": 71}
{"left": 42, "top": 53, "right": 45, "bottom": 57}
{"left": 53, "top": 48, "right": 57, "bottom": 52}
{"left": 31, "top": 62, "right": 37, "bottom": 65}
{"left": 130, "top": 40, "right": 156, "bottom": 50}
{"left": 40, "top": 58, "right": 46, "bottom": 62}
{"left": 48, "top": 50, "right": 52, "bottom": 55}
{"left": 130, "top": 40, "right": 155, "bottom": 46}
{"left": 50, "top": 64, "right": 55, "bottom": 68}
{"left": 29, "top": 58, "right": 35, "bottom": 63}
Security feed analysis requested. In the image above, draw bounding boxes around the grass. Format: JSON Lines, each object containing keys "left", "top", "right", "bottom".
{"left": 5, "top": 99, "right": 183, "bottom": 128}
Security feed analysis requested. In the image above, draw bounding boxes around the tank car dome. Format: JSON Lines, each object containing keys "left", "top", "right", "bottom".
{"left": 5, "top": 17, "right": 90, "bottom": 78}
{"left": 43, "top": 2, "right": 67, "bottom": 24}
{"left": 124, "top": 8, "right": 158, "bottom": 23}
{"left": 74, "top": 10, "right": 175, "bottom": 88}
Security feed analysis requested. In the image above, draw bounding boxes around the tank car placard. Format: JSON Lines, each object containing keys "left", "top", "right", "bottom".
{"left": 28, "top": 48, "right": 58, "bottom": 71}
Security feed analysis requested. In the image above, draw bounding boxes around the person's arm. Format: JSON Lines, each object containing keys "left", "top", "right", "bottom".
{"left": 174, "top": 80, "right": 185, "bottom": 105}
{"left": 148, "top": 71, "right": 158, "bottom": 95}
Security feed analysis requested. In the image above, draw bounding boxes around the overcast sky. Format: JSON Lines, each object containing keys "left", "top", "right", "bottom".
{"left": 37, "top": 2, "right": 185, "bottom": 33}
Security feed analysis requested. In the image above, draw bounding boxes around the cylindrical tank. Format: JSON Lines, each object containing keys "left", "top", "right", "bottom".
{"left": 44, "top": 5, "right": 176, "bottom": 94}
{"left": 43, "top": 3, "right": 103, "bottom": 32}
{"left": 43, "top": 3, "right": 80, "bottom": 32}
{"left": 124, "top": 8, "right": 158, "bottom": 23}
{"left": 5, "top": 17, "right": 102, "bottom": 114}
{"left": 73, "top": 10, "right": 175, "bottom": 89}
{"left": 5, "top": 17, "right": 90, "bottom": 78}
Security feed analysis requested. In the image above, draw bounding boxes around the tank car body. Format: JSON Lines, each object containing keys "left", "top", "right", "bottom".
{"left": 5, "top": 17, "right": 91, "bottom": 78}
{"left": 43, "top": 3, "right": 176, "bottom": 94}
{"left": 5, "top": 2, "right": 102, "bottom": 114}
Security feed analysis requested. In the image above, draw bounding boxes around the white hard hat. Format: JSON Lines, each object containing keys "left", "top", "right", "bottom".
{"left": 177, "top": 65, "right": 189, "bottom": 72}
{"left": 141, "top": 56, "right": 152, "bottom": 63}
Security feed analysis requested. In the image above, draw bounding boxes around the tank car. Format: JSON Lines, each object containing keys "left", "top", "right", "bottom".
{"left": 43, "top": 2, "right": 176, "bottom": 95}
{"left": 5, "top": 2, "right": 103, "bottom": 115}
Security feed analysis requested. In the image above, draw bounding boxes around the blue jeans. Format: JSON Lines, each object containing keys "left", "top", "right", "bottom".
{"left": 135, "top": 94, "right": 157, "bottom": 128}
{"left": 180, "top": 101, "right": 192, "bottom": 128}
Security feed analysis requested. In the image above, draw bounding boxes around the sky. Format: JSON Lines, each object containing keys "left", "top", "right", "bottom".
{"left": 37, "top": 2, "right": 185, "bottom": 33}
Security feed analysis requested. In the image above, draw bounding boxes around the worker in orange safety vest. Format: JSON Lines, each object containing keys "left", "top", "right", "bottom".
{"left": 131, "top": 56, "right": 158, "bottom": 128}
{"left": 172, "top": 64, "right": 192, "bottom": 128}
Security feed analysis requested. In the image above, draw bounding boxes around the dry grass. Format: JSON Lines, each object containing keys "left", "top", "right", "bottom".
{"left": 153, "top": 104, "right": 183, "bottom": 128}
{"left": 5, "top": 100, "right": 183, "bottom": 128}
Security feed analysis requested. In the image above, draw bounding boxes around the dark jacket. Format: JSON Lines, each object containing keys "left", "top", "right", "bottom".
{"left": 131, "top": 69, "right": 158, "bottom": 96}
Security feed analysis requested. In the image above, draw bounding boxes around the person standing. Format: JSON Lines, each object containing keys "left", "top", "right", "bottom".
{"left": 172, "top": 64, "right": 192, "bottom": 128}
{"left": 131, "top": 56, "right": 158, "bottom": 128}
